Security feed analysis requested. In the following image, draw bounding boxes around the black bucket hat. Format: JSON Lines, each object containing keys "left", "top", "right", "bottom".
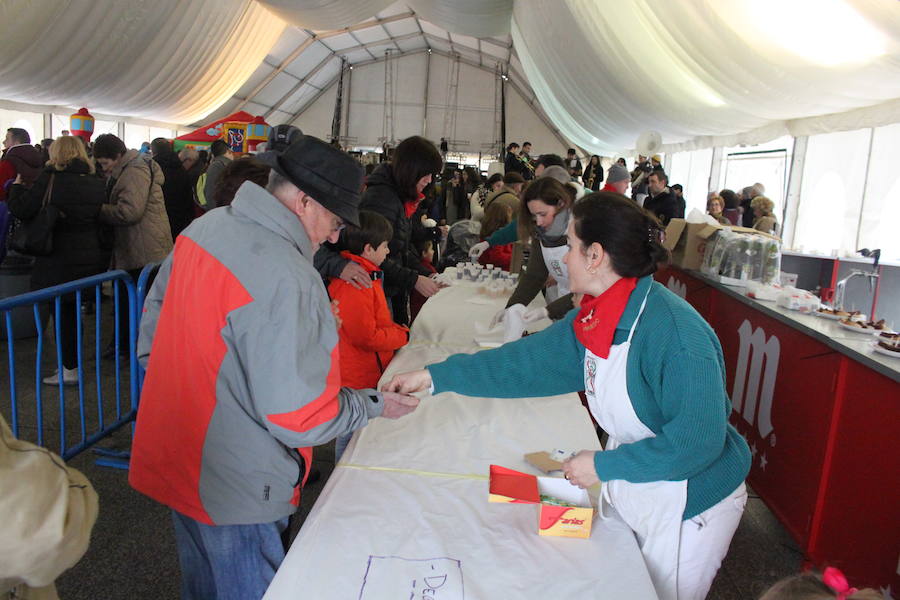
{"left": 266, "top": 135, "right": 363, "bottom": 227}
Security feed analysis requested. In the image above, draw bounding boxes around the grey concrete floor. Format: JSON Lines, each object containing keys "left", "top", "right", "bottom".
{"left": 2, "top": 301, "right": 802, "bottom": 599}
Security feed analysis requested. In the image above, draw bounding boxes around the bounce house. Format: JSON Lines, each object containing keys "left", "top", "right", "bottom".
{"left": 174, "top": 111, "right": 270, "bottom": 155}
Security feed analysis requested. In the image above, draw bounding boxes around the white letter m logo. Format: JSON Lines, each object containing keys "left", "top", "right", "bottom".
{"left": 731, "top": 320, "right": 780, "bottom": 439}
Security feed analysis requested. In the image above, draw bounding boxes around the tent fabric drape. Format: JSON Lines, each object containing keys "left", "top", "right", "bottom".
{"left": 510, "top": 0, "right": 900, "bottom": 155}
{"left": 255, "top": 0, "right": 394, "bottom": 31}
{"left": 0, "top": 0, "right": 284, "bottom": 124}
{"left": 0, "top": 0, "right": 898, "bottom": 147}
{"left": 257, "top": 0, "right": 513, "bottom": 37}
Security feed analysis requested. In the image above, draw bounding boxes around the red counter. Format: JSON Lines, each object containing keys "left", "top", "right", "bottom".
{"left": 656, "top": 267, "right": 900, "bottom": 591}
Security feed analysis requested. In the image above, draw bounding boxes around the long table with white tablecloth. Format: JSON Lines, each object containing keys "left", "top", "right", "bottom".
{"left": 264, "top": 273, "right": 658, "bottom": 599}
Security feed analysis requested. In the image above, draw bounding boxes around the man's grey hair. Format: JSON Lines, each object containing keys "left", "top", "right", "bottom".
{"left": 751, "top": 182, "right": 766, "bottom": 197}
{"left": 266, "top": 169, "right": 298, "bottom": 198}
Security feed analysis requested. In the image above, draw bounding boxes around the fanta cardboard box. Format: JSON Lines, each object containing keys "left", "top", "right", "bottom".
{"left": 488, "top": 465, "right": 594, "bottom": 539}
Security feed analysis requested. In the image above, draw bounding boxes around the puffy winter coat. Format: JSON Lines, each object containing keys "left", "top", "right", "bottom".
{"left": 328, "top": 252, "right": 409, "bottom": 389}
{"left": 0, "top": 144, "right": 43, "bottom": 200}
{"left": 153, "top": 150, "right": 194, "bottom": 239}
{"left": 100, "top": 149, "right": 173, "bottom": 271}
{"left": 7, "top": 160, "right": 109, "bottom": 289}
{"left": 359, "top": 164, "right": 431, "bottom": 302}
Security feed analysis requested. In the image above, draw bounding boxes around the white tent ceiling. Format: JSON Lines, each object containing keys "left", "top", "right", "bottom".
{"left": 1, "top": 1, "right": 898, "bottom": 155}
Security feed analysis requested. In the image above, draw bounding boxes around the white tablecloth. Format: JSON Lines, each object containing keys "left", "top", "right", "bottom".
{"left": 264, "top": 275, "right": 658, "bottom": 600}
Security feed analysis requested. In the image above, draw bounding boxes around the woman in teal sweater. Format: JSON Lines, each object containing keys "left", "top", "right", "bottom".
{"left": 386, "top": 193, "right": 751, "bottom": 600}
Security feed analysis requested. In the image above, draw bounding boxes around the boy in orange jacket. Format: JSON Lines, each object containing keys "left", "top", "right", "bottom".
{"left": 329, "top": 211, "right": 410, "bottom": 459}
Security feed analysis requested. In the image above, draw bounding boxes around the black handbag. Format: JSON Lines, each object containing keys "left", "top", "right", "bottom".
{"left": 10, "top": 174, "right": 59, "bottom": 256}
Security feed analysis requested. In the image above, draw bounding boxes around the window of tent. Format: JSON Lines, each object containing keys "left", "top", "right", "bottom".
{"left": 1, "top": 108, "right": 43, "bottom": 145}
{"left": 124, "top": 124, "right": 152, "bottom": 151}
{"left": 93, "top": 119, "right": 118, "bottom": 137}
{"left": 792, "top": 128, "right": 870, "bottom": 256}
{"left": 719, "top": 136, "right": 793, "bottom": 226}
{"left": 667, "top": 147, "right": 712, "bottom": 215}
{"left": 857, "top": 123, "right": 900, "bottom": 261}
{"left": 51, "top": 113, "right": 74, "bottom": 137}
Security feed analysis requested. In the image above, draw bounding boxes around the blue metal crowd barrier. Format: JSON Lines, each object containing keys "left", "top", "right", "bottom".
{"left": 0, "top": 268, "right": 153, "bottom": 462}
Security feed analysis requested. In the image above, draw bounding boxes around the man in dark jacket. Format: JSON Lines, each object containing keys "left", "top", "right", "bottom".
{"left": 151, "top": 138, "right": 194, "bottom": 239}
{"left": 643, "top": 169, "right": 679, "bottom": 225}
{"left": 203, "top": 139, "right": 233, "bottom": 211}
{"left": 0, "top": 128, "right": 43, "bottom": 201}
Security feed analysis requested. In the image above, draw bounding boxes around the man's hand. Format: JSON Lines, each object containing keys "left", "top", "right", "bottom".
{"left": 468, "top": 241, "right": 489, "bottom": 259}
{"left": 382, "top": 369, "right": 432, "bottom": 394}
{"left": 330, "top": 299, "right": 342, "bottom": 329}
{"left": 414, "top": 275, "right": 441, "bottom": 297}
{"left": 380, "top": 392, "right": 421, "bottom": 419}
{"left": 340, "top": 261, "right": 372, "bottom": 290}
{"left": 562, "top": 450, "right": 600, "bottom": 489}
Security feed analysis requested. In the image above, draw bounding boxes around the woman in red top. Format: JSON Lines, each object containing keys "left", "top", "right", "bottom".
{"left": 478, "top": 200, "right": 514, "bottom": 271}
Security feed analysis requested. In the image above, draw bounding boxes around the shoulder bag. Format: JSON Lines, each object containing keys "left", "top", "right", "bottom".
{"left": 10, "top": 174, "right": 58, "bottom": 256}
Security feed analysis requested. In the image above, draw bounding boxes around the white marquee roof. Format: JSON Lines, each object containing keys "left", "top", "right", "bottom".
{"left": 2, "top": 1, "right": 898, "bottom": 155}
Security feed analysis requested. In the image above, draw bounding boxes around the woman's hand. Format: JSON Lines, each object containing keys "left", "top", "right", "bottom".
{"left": 562, "top": 450, "right": 600, "bottom": 489}
{"left": 414, "top": 275, "right": 441, "bottom": 297}
{"left": 382, "top": 369, "right": 432, "bottom": 394}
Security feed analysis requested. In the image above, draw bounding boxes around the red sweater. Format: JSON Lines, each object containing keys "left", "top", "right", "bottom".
{"left": 328, "top": 252, "right": 409, "bottom": 389}
{"left": 478, "top": 239, "right": 512, "bottom": 271}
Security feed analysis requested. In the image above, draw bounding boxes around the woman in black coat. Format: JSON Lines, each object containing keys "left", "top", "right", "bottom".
{"left": 359, "top": 136, "right": 444, "bottom": 324}
{"left": 7, "top": 136, "right": 109, "bottom": 385}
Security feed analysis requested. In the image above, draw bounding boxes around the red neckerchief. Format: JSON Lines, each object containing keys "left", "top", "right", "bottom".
{"left": 601, "top": 182, "right": 618, "bottom": 193}
{"left": 573, "top": 277, "right": 637, "bottom": 359}
{"left": 339, "top": 251, "right": 380, "bottom": 275}
{"left": 404, "top": 192, "right": 425, "bottom": 218}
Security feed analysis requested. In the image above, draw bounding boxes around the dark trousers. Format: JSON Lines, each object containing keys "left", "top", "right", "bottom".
{"left": 50, "top": 296, "right": 79, "bottom": 370}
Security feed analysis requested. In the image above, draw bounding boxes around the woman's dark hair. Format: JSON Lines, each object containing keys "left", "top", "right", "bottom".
{"left": 463, "top": 166, "right": 481, "bottom": 186}
{"left": 520, "top": 177, "right": 575, "bottom": 233}
{"left": 486, "top": 173, "right": 503, "bottom": 187}
{"left": 344, "top": 210, "right": 394, "bottom": 256}
{"left": 572, "top": 192, "right": 670, "bottom": 278}
{"left": 150, "top": 137, "right": 172, "bottom": 157}
{"left": 589, "top": 155, "right": 600, "bottom": 165}
{"left": 534, "top": 154, "right": 565, "bottom": 170}
{"left": 391, "top": 136, "right": 442, "bottom": 200}
{"left": 506, "top": 143, "right": 519, "bottom": 151}
{"left": 211, "top": 157, "right": 271, "bottom": 207}
{"left": 719, "top": 188, "right": 740, "bottom": 209}
{"left": 92, "top": 134, "right": 127, "bottom": 160}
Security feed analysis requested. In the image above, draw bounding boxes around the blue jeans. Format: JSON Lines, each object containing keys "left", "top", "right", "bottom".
{"left": 171, "top": 510, "right": 289, "bottom": 600}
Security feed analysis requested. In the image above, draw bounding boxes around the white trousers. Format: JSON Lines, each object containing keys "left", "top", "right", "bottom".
{"left": 629, "top": 482, "right": 747, "bottom": 600}
{"left": 675, "top": 483, "right": 748, "bottom": 600}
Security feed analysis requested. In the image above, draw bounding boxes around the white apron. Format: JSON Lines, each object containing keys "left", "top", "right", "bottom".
{"left": 540, "top": 243, "right": 570, "bottom": 303}
{"left": 583, "top": 288, "right": 687, "bottom": 600}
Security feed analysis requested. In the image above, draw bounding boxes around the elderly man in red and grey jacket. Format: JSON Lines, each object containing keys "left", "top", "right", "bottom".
{"left": 130, "top": 135, "right": 419, "bottom": 599}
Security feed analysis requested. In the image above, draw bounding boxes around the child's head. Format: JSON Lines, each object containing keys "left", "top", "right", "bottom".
{"left": 759, "top": 569, "right": 881, "bottom": 600}
{"left": 480, "top": 200, "right": 513, "bottom": 240}
{"left": 344, "top": 210, "right": 393, "bottom": 267}
{"left": 415, "top": 238, "right": 434, "bottom": 263}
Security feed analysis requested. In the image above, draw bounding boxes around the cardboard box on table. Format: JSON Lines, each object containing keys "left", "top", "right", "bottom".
{"left": 662, "top": 219, "right": 778, "bottom": 271}
{"left": 488, "top": 465, "right": 594, "bottom": 539}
